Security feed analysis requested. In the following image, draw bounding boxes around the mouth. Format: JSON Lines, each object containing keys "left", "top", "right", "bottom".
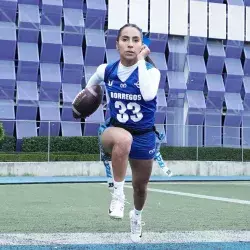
{"left": 125, "top": 51, "right": 135, "bottom": 55}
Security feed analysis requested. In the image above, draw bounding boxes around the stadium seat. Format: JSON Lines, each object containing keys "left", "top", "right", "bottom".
{"left": 18, "top": 4, "right": 40, "bottom": 43}
{"left": 39, "top": 101, "right": 60, "bottom": 136}
{"left": 0, "top": 21, "right": 16, "bottom": 60}
{"left": 63, "top": 8, "right": 84, "bottom": 46}
{"left": 40, "top": 25, "right": 62, "bottom": 63}
{"left": 0, "top": 100, "right": 15, "bottom": 136}
{"left": 223, "top": 93, "right": 243, "bottom": 148}
{"left": 185, "top": 55, "right": 206, "bottom": 91}
{"left": 41, "top": 0, "right": 63, "bottom": 26}
{"left": 62, "top": 46, "right": 84, "bottom": 85}
{"left": 224, "top": 58, "right": 244, "bottom": 93}
{"left": 206, "top": 40, "right": 225, "bottom": 74}
{"left": 0, "top": 60, "right": 15, "bottom": 100}
{"left": 184, "top": 90, "right": 206, "bottom": 147}
{"left": 243, "top": 44, "right": 250, "bottom": 76}
{"left": 63, "top": 0, "right": 83, "bottom": 9}
{"left": 39, "top": 63, "right": 61, "bottom": 102}
{"left": 17, "top": 42, "right": 39, "bottom": 82}
{"left": 0, "top": 0, "right": 17, "bottom": 22}
{"left": 85, "top": 29, "right": 106, "bottom": 66}
{"left": 84, "top": 105, "right": 105, "bottom": 136}
{"left": 85, "top": 0, "right": 106, "bottom": 30}
{"left": 167, "top": 36, "right": 187, "bottom": 72}
{"left": 188, "top": 37, "right": 207, "bottom": 56}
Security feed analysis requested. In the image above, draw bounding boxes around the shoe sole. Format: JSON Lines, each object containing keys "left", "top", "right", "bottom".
{"left": 109, "top": 209, "right": 124, "bottom": 219}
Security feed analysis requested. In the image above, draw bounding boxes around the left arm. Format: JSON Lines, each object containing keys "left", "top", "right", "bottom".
{"left": 138, "top": 59, "right": 160, "bottom": 101}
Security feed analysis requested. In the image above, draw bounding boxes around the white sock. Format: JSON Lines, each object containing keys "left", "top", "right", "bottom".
{"left": 114, "top": 180, "right": 125, "bottom": 196}
{"left": 134, "top": 208, "right": 142, "bottom": 218}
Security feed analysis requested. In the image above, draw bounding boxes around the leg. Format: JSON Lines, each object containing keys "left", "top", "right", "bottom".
{"left": 129, "top": 158, "right": 153, "bottom": 210}
{"left": 101, "top": 127, "right": 133, "bottom": 219}
{"left": 129, "top": 158, "right": 153, "bottom": 243}
{"left": 101, "top": 127, "right": 132, "bottom": 182}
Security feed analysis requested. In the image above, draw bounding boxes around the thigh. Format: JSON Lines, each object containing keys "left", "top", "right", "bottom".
{"left": 129, "top": 158, "right": 153, "bottom": 186}
{"left": 100, "top": 126, "right": 133, "bottom": 154}
{"left": 129, "top": 132, "right": 156, "bottom": 160}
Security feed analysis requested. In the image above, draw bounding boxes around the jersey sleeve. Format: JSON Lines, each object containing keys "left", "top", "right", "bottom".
{"left": 137, "top": 60, "right": 161, "bottom": 101}
{"left": 85, "top": 64, "right": 107, "bottom": 88}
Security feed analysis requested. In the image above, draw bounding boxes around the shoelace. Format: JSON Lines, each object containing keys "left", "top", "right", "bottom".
{"left": 110, "top": 192, "right": 130, "bottom": 205}
{"left": 131, "top": 217, "right": 145, "bottom": 234}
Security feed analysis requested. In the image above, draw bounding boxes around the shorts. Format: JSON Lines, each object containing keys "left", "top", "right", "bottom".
{"left": 98, "top": 123, "right": 156, "bottom": 160}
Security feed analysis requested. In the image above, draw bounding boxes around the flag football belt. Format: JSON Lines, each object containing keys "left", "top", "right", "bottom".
{"left": 108, "top": 118, "right": 159, "bottom": 136}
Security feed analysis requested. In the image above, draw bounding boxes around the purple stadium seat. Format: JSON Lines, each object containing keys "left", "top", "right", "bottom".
{"left": 63, "top": 8, "right": 84, "bottom": 46}
{"left": 0, "top": 21, "right": 16, "bottom": 60}
{"left": 243, "top": 44, "right": 250, "bottom": 76}
{"left": 18, "top": 0, "right": 39, "bottom": 4}
{"left": 16, "top": 81, "right": 38, "bottom": 105}
{"left": 106, "top": 49, "right": 119, "bottom": 64}
{"left": 84, "top": 105, "right": 104, "bottom": 136}
{"left": 62, "top": 83, "right": 81, "bottom": 106}
{"left": 149, "top": 53, "right": 167, "bottom": 89}
{"left": 0, "top": 60, "right": 15, "bottom": 100}
{"left": 17, "top": 42, "right": 39, "bottom": 81}
{"left": 18, "top": 4, "right": 40, "bottom": 43}
{"left": 223, "top": 93, "right": 243, "bottom": 148}
{"left": 16, "top": 120, "right": 37, "bottom": 151}
{"left": 185, "top": 90, "right": 206, "bottom": 147}
{"left": 85, "top": 29, "right": 106, "bottom": 66}
{"left": 0, "top": 0, "right": 17, "bottom": 22}
{"left": 63, "top": 0, "right": 83, "bottom": 9}
{"left": 39, "top": 101, "right": 60, "bottom": 136}
{"left": 84, "top": 66, "right": 98, "bottom": 87}
{"left": 41, "top": 0, "right": 63, "bottom": 26}
{"left": 61, "top": 121, "right": 82, "bottom": 136}
{"left": 206, "top": 40, "right": 225, "bottom": 74}
{"left": 85, "top": 0, "right": 106, "bottom": 30}
{"left": 155, "top": 89, "right": 167, "bottom": 125}
{"left": 167, "top": 36, "right": 187, "bottom": 72}
{"left": 106, "top": 30, "right": 118, "bottom": 50}
{"left": 224, "top": 58, "right": 244, "bottom": 93}
{"left": 62, "top": 46, "right": 84, "bottom": 84}
{"left": 0, "top": 100, "right": 15, "bottom": 136}
{"left": 40, "top": 25, "right": 62, "bottom": 63}
{"left": 185, "top": 55, "right": 206, "bottom": 91}
{"left": 188, "top": 37, "right": 207, "bottom": 56}
{"left": 39, "top": 63, "right": 61, "bottom": 102}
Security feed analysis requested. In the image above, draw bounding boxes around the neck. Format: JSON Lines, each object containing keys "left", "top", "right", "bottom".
{"left": 120, "top": 58, "right": 138, "bottom": 67}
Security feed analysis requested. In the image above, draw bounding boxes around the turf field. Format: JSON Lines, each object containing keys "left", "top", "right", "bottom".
{"left": 0, "top": 181, "right": 249, "bottom": 249}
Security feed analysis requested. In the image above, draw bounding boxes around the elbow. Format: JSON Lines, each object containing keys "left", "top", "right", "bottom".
{"left": 142, "top": 93, "right": 156, "bottom": 102}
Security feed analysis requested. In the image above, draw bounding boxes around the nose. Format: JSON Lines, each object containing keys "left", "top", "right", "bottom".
{"left": 128, "top": 40, "right": 133, "bottom": 48}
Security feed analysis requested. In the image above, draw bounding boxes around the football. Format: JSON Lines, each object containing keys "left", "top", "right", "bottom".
{"left": 72, "top": 85, "right": 103, "bottom": 119}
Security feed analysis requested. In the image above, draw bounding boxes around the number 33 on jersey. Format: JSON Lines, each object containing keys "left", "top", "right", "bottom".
{"left": 104, "top": 61, "right": 157, "bottom": 130}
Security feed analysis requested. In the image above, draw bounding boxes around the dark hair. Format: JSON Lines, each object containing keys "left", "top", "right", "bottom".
{"left": 117, "top": 23, "right": 156, "bottom": 67}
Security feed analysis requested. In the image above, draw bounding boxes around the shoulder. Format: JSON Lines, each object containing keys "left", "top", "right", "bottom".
{"left": 96, "top": 64, "right": 107, "bottom": 80}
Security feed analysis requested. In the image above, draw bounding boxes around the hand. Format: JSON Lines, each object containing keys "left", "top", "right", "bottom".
{"left": 137, "top": 45, "right": 150, "bottom": 61}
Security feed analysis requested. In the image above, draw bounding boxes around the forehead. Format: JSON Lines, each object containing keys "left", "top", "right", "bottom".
{"left": 120, "top": 27, "right": 141, "bottom": 38}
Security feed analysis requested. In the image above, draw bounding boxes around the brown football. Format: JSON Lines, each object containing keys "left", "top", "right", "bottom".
{"left": 72, "top": 85, "right": 103, "bottom": 119}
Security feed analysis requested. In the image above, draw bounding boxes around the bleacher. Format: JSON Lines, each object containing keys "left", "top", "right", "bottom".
{"left": 0, "top": 0, "right": 250, "bottom": 150}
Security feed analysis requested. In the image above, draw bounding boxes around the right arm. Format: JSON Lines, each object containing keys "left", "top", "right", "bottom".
{"left": 85, "top": 64, "right": 107, "bottom": 88}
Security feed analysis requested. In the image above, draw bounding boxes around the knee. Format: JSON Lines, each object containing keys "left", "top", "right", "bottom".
{"left": 133, "top": 182, "right": 147, "bottom": 196}
{"left": 115, "top": 133, "right": 133, "bottom": 155}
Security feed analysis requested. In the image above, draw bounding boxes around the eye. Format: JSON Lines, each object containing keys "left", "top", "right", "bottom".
{"left": 122, "top": 38, "right": 127, "bottom": 42}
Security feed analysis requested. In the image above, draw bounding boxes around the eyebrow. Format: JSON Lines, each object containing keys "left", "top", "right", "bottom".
{"left": 121, "top": 35, "right": 140, "bottom": 39}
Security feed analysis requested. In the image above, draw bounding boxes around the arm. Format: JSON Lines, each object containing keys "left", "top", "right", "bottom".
{"left": 138, "top": 59, "right": 160, "bottom": 101}
{"left": 85, "top": 64, "right": 107, "bottom": 88}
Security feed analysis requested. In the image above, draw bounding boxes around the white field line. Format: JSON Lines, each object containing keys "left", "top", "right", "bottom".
{"left": 124, "top": 185, "right": 250, "bottom": 205}
{"left": 0, "top": 231, "right": 249, "bottom": 245}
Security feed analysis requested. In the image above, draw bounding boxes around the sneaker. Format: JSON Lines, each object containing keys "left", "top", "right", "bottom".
{"left": 129, "top": 210, "right": 144, "bottom": 243}
{"left": 109, "top": 192, "right": 125, "bottom": 219}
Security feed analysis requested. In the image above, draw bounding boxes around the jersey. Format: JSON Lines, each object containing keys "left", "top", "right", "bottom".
{"left": 104, "top": 60, "right": 157, "bottom": 130}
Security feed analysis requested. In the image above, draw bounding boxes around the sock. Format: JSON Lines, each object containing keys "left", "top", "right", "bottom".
{"left": 134, "top": 208, "right": 142, "bottom": 218}
{"left": 114, "top": 180, "right": 125, "bottom": 196}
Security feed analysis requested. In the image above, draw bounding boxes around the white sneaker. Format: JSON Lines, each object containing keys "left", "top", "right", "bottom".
{"left": 129, "top": 210, "right": 144, "bottom": 243}
{"left": 108, "top": 192, "right": 125, "bottom": 219}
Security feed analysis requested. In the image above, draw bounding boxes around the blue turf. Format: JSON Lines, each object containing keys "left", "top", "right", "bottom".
{"left": 0, "top": 242, "right": 250, "bottom": 250}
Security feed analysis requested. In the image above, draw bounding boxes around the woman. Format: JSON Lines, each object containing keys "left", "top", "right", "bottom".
{"left": 86, "top": 23, "right": 160, "bottom": 243}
